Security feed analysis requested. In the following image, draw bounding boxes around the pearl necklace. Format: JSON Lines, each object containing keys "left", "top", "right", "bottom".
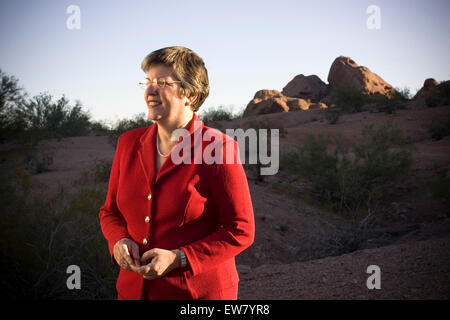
{"left": 156, "top": 116, "right": 193, "bottom": 158}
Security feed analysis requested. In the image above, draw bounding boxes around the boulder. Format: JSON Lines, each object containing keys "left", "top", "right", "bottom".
{"left": 286, "top": 97, "right": 311, "bottom": 110}
{"left": 413, "top": 78, "right": 439, "bottom": 99}
{"left": 309, "top": 102, "right": 328, "bottom": 109}
{"left": 282, "top": 74, "right": 329, "bottom": 102}
{"left": 327, "top": 56, "right": 395, "bottom": 96}
{"left": 253, "top": 89, "right": 284, "bottom": 101}
{"left": 243, "top": 90, "right": 311, "bottom": 116}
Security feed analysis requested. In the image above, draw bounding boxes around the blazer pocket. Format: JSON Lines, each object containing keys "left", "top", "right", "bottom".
{"left": 179, "top": 174, "right": 207, "bottom": 226}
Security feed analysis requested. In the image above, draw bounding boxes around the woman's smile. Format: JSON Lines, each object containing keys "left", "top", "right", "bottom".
{"left": 147, "top": 100, "right": 161, "bottom": 108}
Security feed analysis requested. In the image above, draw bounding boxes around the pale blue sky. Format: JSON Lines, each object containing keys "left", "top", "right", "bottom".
{"left": 1, "top": 0, "right": 449, "bottom": 122}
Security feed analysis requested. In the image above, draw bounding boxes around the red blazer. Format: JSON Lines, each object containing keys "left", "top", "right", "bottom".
{"left": 99, "top": 113, "right": 255, "bottom": 300}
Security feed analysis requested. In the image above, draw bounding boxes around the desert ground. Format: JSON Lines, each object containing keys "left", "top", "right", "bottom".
{"left": 28, "top": 100, "right": 450, "bottom": 299}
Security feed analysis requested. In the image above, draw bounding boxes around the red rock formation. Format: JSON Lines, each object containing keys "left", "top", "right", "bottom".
{"left": 413, "top": 78, "right": 439, "bottom": 99}
{"left": 243, "top": 90, "right": 310, "bottom": 117}
{"left": 327, "top": 56, "right": 395, "bottom": 96}
{"left": 282, "top": 74, "right": 329, "bottom": 102}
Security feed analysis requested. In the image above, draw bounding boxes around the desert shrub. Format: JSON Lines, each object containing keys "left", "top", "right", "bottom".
{"left": 74, "top": 158, "right": 113, "bottom": 186}
{"left": 108, "top": 113, "right": 153, "bottom": 148}
{"left": 324, "top": 107, "right": 342, "bottom": 124}
{"left": 24, "top": 149, "right": 54, "bottom": 174}
{"left": 370, "top": 91, "right": 407, "bottom": 114}
{"left": 0, "top": 69, "right": 28, "bottom": 141}
{"left": 419, "top": 164, "right": 450, "bottom": 207}
{"left": 393, "top": 86, "right": 412, "bottom": 100}
{"left": 329, "top": 85, "right": 368, "bottom": 110}
{"left": 281, "top": 133, "right": 343, "bottom": 200}
{"left": 281, "top": 121, "right": 413, "bottom": 215}
{"left": 90, "top": 121, "right": 110, "bottom": 136}
{"left": 0, "top": 166, "right": 117, "bottom": 299}
{"left": 17, "top": 93, "right": 92, "bottom": 142}
{"left": 375, "top": 98, "right": 406, "bottom": 114}
{"left": 325, "top": 85, "right": 411, "bottom": 122}
{"left": 58, "top": 103, "right": 92, "bottom": 137}
{"left": 295, "top": 215, "right": 376, "bottom": 261}
{"left": 93, "top": 158, "right": 112, "bottom": 183}
{"left": 198, "top": 105, "right": 237, "bottom": 126}
{"left": 281, "top": 122, "right": 413, "bottom": 255}
{"left": 241, "top": 119, "right": 286, "bottom": 182}
{"left": 243, "top": 118, "right": 287, "bottom": 138}
{"left": 1, "top": 70, "right": 94, "bottom": 143}
{"left": 324, "top": 85, "right": 369, "bottom": 124}
{"left": 428, "top": 118, "right": 450, "bottom": 140}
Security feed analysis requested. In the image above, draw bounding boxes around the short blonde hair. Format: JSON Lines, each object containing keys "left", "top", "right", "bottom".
{"left": 141, "top": 46, "right": 210, "bottom": 112}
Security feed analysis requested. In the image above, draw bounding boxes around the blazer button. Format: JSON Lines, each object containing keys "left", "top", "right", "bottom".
{"left": 147, "top": 193, "right": 152, "bottom": 200}
{"left": 142, "top": 238, "right": 148, "bottom": 245}
{"left": 145, "top": 216, "right": 151, "bottom": 223}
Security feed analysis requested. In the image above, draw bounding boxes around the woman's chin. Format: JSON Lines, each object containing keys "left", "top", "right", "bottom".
{"left": 147, "top": 110, "right": 163, "bottom": 121}
{"left": 148, "top": 114, "right": 163, "bottom": 121}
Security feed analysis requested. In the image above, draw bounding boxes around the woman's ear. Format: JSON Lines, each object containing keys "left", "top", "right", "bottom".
{"left": 185, "top": 95, "right": 197, "bottom": 106}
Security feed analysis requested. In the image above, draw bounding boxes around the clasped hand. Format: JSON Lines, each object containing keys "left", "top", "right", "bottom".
{"left": 113, "top": 239, "right": 180, "bottom": 280}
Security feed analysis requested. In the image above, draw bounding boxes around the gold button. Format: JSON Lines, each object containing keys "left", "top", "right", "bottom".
{"left": 142, "top": 238, "right": 148, "bottom": 245}
{"left": 147, "top": 193, "right": 152, "bottom": 200}
{"left": 145, "top": 216, "right": 150, "bottom": 223}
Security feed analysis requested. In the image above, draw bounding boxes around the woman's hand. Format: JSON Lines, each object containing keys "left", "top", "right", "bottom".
{"left": 113, "top": 238, "right": 141, "bottom": 272}
{"left": 137, "top": 248, "right": 181, "bottom": 280}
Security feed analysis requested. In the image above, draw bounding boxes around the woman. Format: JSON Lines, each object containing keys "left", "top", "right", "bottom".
{"left": 99, "top": 46, "right": 255, "bottom": 300}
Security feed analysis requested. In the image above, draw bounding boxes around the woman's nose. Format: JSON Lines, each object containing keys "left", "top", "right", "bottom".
{"left": 145, "top": 84, "right": 158, "bottom": 96}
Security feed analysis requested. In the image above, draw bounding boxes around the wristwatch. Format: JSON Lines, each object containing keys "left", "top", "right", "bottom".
{"left": 179, "top": 249, "right": 187, "bottom": 267}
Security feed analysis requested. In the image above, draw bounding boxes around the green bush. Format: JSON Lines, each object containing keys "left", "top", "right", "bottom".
{"left": 281, "top": 122, "right": 413, "bottom": 254}
{"left": 241, "top": 119, "right": 286, "bottom": 183}
{"left": 243, "top": 118, "right": 287, "bottom": 138}
{"left": 393, "top": 86, "right": 412, "bottom": 100}
{"left": 325, "top": 85, "right": 411, "bottom": 122}
{"left": 1, "top": 69, "right": 94, "bottom": 143}
{"left": 281, "top": 121, "right": 413, "bottom": 215}
{"left": 0, "top": 69, "right": 28, "bottom": 141}
{"left": 90, "top": 121, "right": 110, "bottom": 136}
{"left": 108, "top": 113, "right": 153, "bottom": 148}
{"left": 25, "top": 149, "right": 54, "bottom": 174}
{"left": 198, "top": 105, "right": 236, "bottom": 126}
{"left": 92, "top": 158, "right": 113, "bottom": 183}
{"left": 421, "top": 165, "right": 450, "bottom": 206}
{"left": 370, "top": 91, "right": 407, "bottom": 114}
{"left": 428, "top": 118, "right": 450, "bottom": 140}
{"left": 329, "top": 85, "right": 368, "bottom": 112}
{"left": 324, "top": 85, "right": 369, "bottom": 124}
{"left": 0, "top": 166, "right": 117, "bottom": 299}
{"left": 324, "top": 107, "right": 341, "bottom": 124}
{"left": 17, "top": 93, "right": 92, "bottom": 142}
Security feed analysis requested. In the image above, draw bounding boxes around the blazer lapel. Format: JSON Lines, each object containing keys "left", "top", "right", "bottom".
{"left": 137, "top": 124, "right": 157, "bottom": 191}
{"left": 155, "top": 113, "right": 204, "bottom": 184}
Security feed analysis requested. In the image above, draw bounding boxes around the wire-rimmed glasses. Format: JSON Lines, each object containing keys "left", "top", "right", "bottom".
{"left": 139, "top": 78, "right": 182, "bottom": 89}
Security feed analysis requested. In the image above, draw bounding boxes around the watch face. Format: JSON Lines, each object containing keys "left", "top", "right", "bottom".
{"left": 179, "top": 250, "right": 186, "bottom": 266}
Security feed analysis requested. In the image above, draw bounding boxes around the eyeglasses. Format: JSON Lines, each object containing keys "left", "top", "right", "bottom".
{"left": 139, "top": 77, "right": 182, "bottom": 89}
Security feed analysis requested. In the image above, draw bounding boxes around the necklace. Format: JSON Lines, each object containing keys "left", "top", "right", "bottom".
{"left": 156, "top": 115, "right": 193, "bottom": 158}
{"left": 156, "top": 134, "right": 171, "bottom": 158}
